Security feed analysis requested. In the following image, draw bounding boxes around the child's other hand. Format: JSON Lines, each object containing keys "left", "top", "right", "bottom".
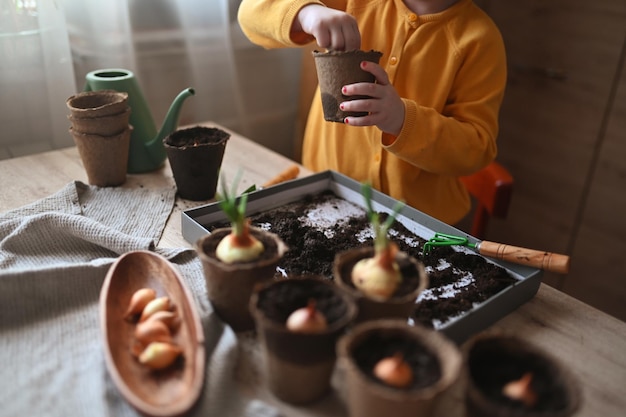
{"left": 296, "top": 5, "right": 361, "bottom": 51}
{"left": 340, "top": 61, "right": 405, "bottom": 137}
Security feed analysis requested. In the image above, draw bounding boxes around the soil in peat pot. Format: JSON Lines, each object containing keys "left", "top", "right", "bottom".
{"left": 352, "top": 334, "right": 442, "bottom": 389}
{"left": 207, "top": 191, "right": 517, "bottom": 328}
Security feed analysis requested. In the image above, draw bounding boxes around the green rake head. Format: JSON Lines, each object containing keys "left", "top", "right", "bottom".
{"left": 423, "top": 232, "right": 477, "bottom": 253}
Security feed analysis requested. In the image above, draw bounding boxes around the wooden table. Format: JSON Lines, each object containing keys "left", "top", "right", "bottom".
{"left": 1, "top": 122, "right": 625, "bottom": 416}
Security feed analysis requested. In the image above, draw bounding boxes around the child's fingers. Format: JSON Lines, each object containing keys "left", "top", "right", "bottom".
{"left": 360, "top": 61, "right": 390, "bottom": 85}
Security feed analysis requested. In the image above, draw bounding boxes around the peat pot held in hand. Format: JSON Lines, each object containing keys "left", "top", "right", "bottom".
{"left": 164, "top": 126, "right": 230, "bottom": 201}
{"left": 464, "top": 333, "right": 581, "bottom": 417}
{"left": 337, "top": 319, "right": 462, "bottom": 417}
{"left": 334, "top": 246, "right": 427, "bottom": 323}
{"left": 250, "top": 276, "right": 357, "bottom": 404}
{"left": 312, "top": 49, "right": 382, "bottom": 122}
{"left": 195, "top": 227, "right": 287, "bottom": 332}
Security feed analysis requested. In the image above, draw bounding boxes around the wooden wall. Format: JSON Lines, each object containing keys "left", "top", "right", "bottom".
{"left": 476, "top": 0, "right": 626, "bottom": 321}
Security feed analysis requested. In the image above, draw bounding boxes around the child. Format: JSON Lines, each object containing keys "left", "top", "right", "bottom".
{"left": 238, "top": 0, "right": 507, "bottom": 225}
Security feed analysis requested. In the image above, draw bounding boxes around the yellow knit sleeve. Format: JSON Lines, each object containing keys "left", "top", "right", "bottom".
{"left": 238, "top": 0, "right": 325, "bottom": 48}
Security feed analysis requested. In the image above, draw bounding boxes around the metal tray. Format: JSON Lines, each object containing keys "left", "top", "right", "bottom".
{"left": 182, "top": 170, "right": 542, "bottom": 344}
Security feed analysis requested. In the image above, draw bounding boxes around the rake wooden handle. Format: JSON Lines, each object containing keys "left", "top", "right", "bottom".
{"left": 262, "top": 164, "right": 300, "bottom": 188}
{"left": 478, "top": 241, "right": 570, "bottom": 274}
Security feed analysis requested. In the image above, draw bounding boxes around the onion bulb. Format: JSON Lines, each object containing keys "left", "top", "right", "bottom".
{"left": 139, "top": 296, "right": 174, "bottom": 322}
{"left": 124, "top": 288, "right": 157, "bottom": 320}
{"left": 373, "top": 353, "right": 413, "bottom": 388}
{"left": 138, "top": 342, "right": 183, "bottom": 370}
{"left": 216, "top": 232, "right": 264, "bottom": 263}
{"left": 502, "top": 372, "right": 537, "bottom": 407}
{"left": 351, "top": 255, "right": 401, "bottom": 300}
{"left": 134, "top": 319, "right": 172, "bottom": 346}
{"left": 286, "top": 299, "right": 328, "bottom": 333}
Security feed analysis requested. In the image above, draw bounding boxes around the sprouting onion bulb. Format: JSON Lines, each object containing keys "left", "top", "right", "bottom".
{"left": 286, "top": 299, "right": 328, "bottom": 333}
{"left": 216, "top": 220, "right": 264, "bottom": 263}
{"left": 502, "top": 372, "right": 538, "bottom": 407}
{"left": 351, "top": 182, "right": 405, "bottom": 300}
{"left": 352, "top": 242, "right": 401, "bottom": 300}
{"left": 215, "top": 172, "right": 265, "bottom": 263}
{"left": 373, "top": 353, "right": 414, "bottom": 388}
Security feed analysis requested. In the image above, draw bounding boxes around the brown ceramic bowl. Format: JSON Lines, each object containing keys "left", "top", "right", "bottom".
{"left": 99, "top": 250, "right": 205, "bottom": 417}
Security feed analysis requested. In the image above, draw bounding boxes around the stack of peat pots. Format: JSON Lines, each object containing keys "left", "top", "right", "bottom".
{"left": 66, "top": 90, "right": 132, "bottom": 186}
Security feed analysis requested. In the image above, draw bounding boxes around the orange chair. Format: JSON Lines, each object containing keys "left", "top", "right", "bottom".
{"left": 460, "top": 161, "right": 513, "bottom": 239}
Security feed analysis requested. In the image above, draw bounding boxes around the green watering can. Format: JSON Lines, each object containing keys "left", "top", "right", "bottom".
{"left": 84, "top": 68, "right": 195, "bottom": 173}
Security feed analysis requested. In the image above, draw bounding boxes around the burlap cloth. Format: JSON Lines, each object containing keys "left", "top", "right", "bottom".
{"left": 0, "top": 181, "right": 302, "bottom": 417}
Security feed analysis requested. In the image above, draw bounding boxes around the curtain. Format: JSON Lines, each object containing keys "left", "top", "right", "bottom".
{"left": 1, "top": 0, "right": 302, "bottom": 159}
{"left": 0, "top": 0, "right": 76, "bottom": 157}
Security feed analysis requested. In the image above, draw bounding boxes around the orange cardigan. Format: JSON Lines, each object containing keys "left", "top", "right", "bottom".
{"left": 239, "top": 0, "right": 507, "bottom": 224}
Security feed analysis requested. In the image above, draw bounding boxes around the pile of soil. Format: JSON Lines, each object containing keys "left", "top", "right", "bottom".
{"left": 207, "top": 191, "right": 517, "bottom": 328}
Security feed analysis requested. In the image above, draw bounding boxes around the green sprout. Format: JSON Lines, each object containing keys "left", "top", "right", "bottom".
{"left": 361, "top": 182, "right": 405, "bottom": 254}
{"left": 216, "top": 170, "right": 248, "bottom": 238}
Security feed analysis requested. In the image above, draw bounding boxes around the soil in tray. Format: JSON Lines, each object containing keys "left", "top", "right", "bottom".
{"left": 206, "top": 191, "right": 517, "bottom": 328}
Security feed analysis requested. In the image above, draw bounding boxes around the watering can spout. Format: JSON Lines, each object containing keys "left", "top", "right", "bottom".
{"left": 154, "top": 87, "right": 195, "bottom": 146}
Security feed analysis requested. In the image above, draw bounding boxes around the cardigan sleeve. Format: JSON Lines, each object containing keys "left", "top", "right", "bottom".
{"left": 238, "top": 0, "right": 325, "bottom": 48}
{"left": 385, "top": 25, "right": 507, "bottom": 177}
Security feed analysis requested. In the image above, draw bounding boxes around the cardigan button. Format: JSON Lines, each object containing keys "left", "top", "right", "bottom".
{"left": 389, "top": 56, "right": 398, "bottom": 65}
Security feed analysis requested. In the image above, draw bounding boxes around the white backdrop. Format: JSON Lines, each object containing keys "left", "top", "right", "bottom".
{"left": 0, "top": 0, "right": 302, "bottom": 159}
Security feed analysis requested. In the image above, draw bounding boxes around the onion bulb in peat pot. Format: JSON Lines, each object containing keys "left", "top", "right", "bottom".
{"left": 286, "top": 299, "right": 328, "bottom": 333}
{"left": 351, "top": 183, "right": 405, "bottom": 300}
{"left": 214, "top": 172, "right": 264, "bottom": 263}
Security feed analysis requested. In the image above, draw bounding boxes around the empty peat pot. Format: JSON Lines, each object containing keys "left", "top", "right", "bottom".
{"left": 337, "top": 319, "right": 462, "bottom": 417}
{"left": 334, "top": 246, "right": 427, "bottom": 322}
{"left": 68, "top": 107, "right": 131, "bottom": 137}
{"left": 66, "top": 89, "right": 129, "bottom": 119}
{"left": 164, "top": 126, "right": 230, "bottom": 201}
{"left": 69, "top": 126, "right": 132, "bottom": 187}
{"left": 250, "top": 276, "right": 357, "bottom": 404}
{"left": 195, "top": 227, "right": 287, "bottom": 332}
{"left": 312, "top": 49, "right": 382, "bottom": 122}
{"left": 464, "top": 333, "right": 581, "bottom": 417}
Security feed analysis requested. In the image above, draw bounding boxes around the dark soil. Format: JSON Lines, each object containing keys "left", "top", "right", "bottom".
{"left": 255, "top": 277, "right": 350, "bottom": 325}
{"left": 206, "top": 191, "right": 517, "bottom": 328}
{"left": 164, "top": 126, "right": 229, "bottom": 148}
{"left": 351, "top": 333, "right": 441, "bottom": 390}
{"left": 467, "top": 338, "right": 572, "bottom": 412}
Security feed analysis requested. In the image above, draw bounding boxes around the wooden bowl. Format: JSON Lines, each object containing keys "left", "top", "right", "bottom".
{"left": 99, "top": 250, "right": 205, "bottom": 416}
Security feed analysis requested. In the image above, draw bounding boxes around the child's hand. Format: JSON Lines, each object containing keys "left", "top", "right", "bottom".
{"left": 340, "top": 61, "right": 405, "bottom": 136}
{"left": 295, "top": 5, "right": 361, "bottom": 51}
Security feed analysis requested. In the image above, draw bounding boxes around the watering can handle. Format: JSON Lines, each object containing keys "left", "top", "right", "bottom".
{"left": 477, "top": 241, "right": 570, "bottom": 274}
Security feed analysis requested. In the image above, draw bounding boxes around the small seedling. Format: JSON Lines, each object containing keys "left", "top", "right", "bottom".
{"left": 215, "top": 171, "right": 264, "bottom": 263}
{"left": 351, "top": 182, "right": 405, "bottom": 300}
